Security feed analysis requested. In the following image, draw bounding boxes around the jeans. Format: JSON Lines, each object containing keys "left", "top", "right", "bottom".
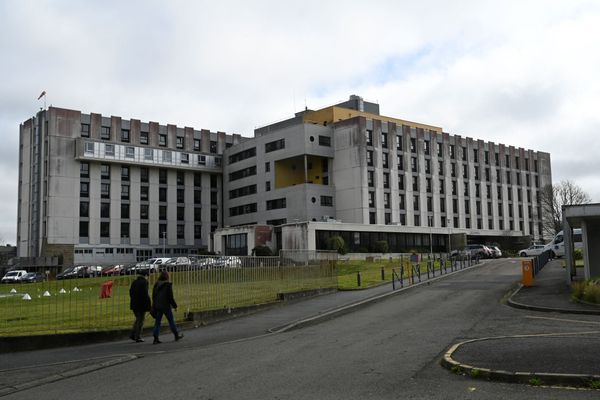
{"left": 152, "top": 308, "right": 178, "bottom": 337}
{"left": 131, "top": 310, "right": 146, "bottom": 339}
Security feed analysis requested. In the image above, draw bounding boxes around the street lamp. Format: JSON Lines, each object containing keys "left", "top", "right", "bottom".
{"left": 447, "top": 218, "right": 452, "bottom": 254}
{"left": 428, "top": 216, "right": 433, "bottom": 256}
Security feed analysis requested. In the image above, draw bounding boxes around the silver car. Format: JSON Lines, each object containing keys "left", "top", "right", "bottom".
{"left": 518, "top": 244, "right": 545, "bottom": 257}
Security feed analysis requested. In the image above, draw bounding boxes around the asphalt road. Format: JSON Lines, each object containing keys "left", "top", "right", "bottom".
{"left": 3, "top": 259, "right": 600, "bottom": 399}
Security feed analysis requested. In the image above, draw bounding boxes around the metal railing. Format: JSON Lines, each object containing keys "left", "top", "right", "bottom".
{"left": 0, "top": 254, "right": 337, "bottom": 336}
{"left": 532, "top": 250, "right": 552, "bottom": 277}
{"left": 392, "top": 253, "right": 480, "bottom": 290}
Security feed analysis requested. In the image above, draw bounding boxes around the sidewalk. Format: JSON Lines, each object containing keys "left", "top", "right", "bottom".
{"left": 444, "top": 259, "right": 600, "bottom": 388}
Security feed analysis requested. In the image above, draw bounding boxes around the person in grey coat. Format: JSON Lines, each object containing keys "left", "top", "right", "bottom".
{"left": 152, "top": 270, "right": 183, "bottom": 344}
{"left": 129, "top": 271, "right": 151, "bottom": 342}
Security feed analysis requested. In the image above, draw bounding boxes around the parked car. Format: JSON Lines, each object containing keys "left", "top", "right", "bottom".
{"left": 20, "top": 272, "right": 44, "bottom": 283}
{"left": 463, "top": 244, "right": 493, "bottom": 259}
{"left": 133, "top": 258, "right": 171, "bottom": 274}
{"left": 490, "top": 246, "right": 502, "bottom": 258}
{"left": 102, "top": 264, "right": 124, "bottom": 276}
{"left": 1, "top": 270, "right": 28, "bottom": 284}
{"left": 518, "top": 244, "right": 546, "bottom": 257}
{"left": 56, "top": 265, "right": 91, "bottom": 280}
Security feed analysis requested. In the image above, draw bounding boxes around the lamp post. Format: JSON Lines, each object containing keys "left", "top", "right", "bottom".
{"left": 447, "top": 218, "right": 452, "bottom": 254}
{"left": 162, "top": 231, "right": 166, "bottom": 255}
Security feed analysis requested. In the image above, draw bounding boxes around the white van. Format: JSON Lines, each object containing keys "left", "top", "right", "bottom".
{"left": 543, "top": 229, "right": 583, "bottom": 258}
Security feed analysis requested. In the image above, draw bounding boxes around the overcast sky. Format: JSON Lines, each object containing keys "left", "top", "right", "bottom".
{"left": 1, "top": 0, "right": 599, "bottom": 245}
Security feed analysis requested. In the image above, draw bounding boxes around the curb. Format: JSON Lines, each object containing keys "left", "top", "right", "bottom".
{"left": 269, "top": 261, "right": 486, "bottom": 333}
{"left": 0, "top": 354, "right": 138, "bottom": 397}
{"left": 507, "top": 284, "right": 600, "bottom": 315}
{"left": 440, "top": 335, "right": 600, "bottom": 389}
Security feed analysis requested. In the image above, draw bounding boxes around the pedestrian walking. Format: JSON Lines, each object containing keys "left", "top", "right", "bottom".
{"left": 152, "top": 270, "right": 183, "bottom": 344}
{"left": 129, "top": 271, "right": 151, "bottom": 343}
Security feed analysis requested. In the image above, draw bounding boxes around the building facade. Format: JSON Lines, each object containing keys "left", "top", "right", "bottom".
{"left": 18, "top": 107, "right": 243, "bottom": 265}
{"left": 217, "top": 95, "right": 552, "bottom": 255}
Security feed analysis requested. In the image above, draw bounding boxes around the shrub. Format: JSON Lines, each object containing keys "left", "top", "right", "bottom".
{"left": 372, "top": 240, "right": 389, "bottom": 253}
{"left": 252, "top": 245, "right": 273, "bottom": 256}
{"left": 574, "top": 249, "right": 584, "bottom": 260}
{"left": 583, "top": 282, "right": 600, "bottom": 304}
{"left": 572, "top": 281, "right": 586, "bottom": 301}
{"left": 327, "top": 235, "right": 347, "bottom": 255}
{"left": 357, "top": 246, "right": 369, "bottom": 253}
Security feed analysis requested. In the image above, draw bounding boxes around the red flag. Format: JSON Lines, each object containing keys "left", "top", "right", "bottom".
{"left": 37, "top": 91, "right": 46, "bottom": 100}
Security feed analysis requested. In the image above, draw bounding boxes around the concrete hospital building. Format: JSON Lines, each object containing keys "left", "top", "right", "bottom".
{"left": 17, "top": 96, "right": 552, "bottom": 263}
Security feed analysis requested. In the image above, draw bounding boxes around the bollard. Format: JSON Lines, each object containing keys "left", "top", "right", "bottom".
{"left": 522, "top": 259, "right": 533, "bottom": 287}
{"left": 381, "top": 266, "right": 385, "bottom": 281}
{"left": 357, "top": 271, "right": 361, "bottom": 287}
{"left": 392, "top": 268, "right": 396, "bottom": 290}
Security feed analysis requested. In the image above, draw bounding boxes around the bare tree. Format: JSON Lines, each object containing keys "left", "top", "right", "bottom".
{"left": 539, "top": 180, "right": 592, "bottom": 237}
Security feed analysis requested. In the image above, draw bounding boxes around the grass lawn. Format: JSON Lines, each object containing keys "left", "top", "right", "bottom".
{"left": 0, "top": 257, "right": 465, "bottom": 336}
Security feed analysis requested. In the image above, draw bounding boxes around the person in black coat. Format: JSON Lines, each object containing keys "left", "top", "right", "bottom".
{"left": 129, "top": 271, "right": 151, "bottom": 342}
{"left": 152, "top": 271, "right": 183, "bottom": 344}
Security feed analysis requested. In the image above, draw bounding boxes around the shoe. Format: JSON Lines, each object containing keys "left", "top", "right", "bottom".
{"left": 129, "top": 335, "right": 136, "bottom": 342}
{"left": 153, "top": 336, "right": 161, "bottom": 344}
{"left": 135, "top": 338, "right": 144, "bottom": 343}
{"left": 174, "top": 333, "right": 184, "bottom": 341}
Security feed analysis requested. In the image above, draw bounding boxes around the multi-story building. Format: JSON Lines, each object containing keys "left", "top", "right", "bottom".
{"left": 18, "top": 107, "right": 243, "bottom": 265}
{"left": 215, "top": 95, "right": 552, "bottom": 255}
{"left": 17, "top": 97, "right": 553, "bottom": 262}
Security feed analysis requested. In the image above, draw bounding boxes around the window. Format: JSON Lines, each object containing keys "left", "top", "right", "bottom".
{"left": 80, "top": 182, "right": 89, "bottom": 198}
{"left": 121, "top": 203, "right": 130, "bottom": 219}
{"left": 162, "top": 151, "right": 172, "bottom": 162}
{"left": 438, "top": 161, "right": 443, "bottom": 175}
{"left": 100, "top": 222, "right": 110, "bottom": 238}
{"left": 84, "top": 141, "right": 94, "bottom": 154}
{"left": 194, "top": 207, "right": 202, "bottom": 221}
{"left": 265, "top": 162, "right": 270, "bottom": 172}
{"left": 437, "top": 142, "right": 443, "bottom": 157}
{"left": 121, "top": 184, "right": 129, "bottom": 200}
{"left": 121, "top": 166, "right": 130, "bottom": 181}
{"left": 229, "top": 203, "right": 257, "bottom": 216}
{"left": 140, "top": 186, "right": 149, "bottom": 201}
{"left": 140, "top": 131, "right": 149, "bottom": 145}
{"left": 177, "top": 224, "right": 185, "bottom": 239}
{"left": 176, "top": 137, "right": 184, "bottom": 149}
{"left": 266, "top": 181, "right": 271, "bottom": 191}
{"left": 384, "top": 193, "right": 391, "bottom": 208}
{"left": 210, "top": 141, "right": 217, "bottom": 153}
{"left": 266, "top": 198, "right": 286, "bottom": 210}
{"left": 140, "top": 223, "right": 149, "bottom": 239}
{"left": 399, "top": 194, "right": 405, "bottom": 209}
{"left": 140, "top": 168, "right": 149, "bottom": 183}
{"left": 177, "top": 206, "right": 184, "bottom": 221}
{"left": 382, "top": 152, "right": 389, "bottom": 168}
{"left": 159, "top": 169, "right": 167, "bottom": 184}
{"left": 366, "top": 130, "right": 373, "bottom": 146}
{"left": 159, "top": 187, "right": 167, "bottom": 202}
{"left": 462, "top": 164, "right": 468, "bottom": 178}
{"left": 473, "top": 149, "right": 479, "bottom": 163}
{"left": 397, "top": 154, "right": 403, "bottom": 170}
{"left": 194, "top": 189, "right": 202, "bottom": 203}
{"left": 79, "top": 221, "right": 88, "bottom": 238}
{"left": 121, "top": 129, "right": 130, "bottom": 142}
{"left": 229, "top": 184, "right": 257, "bottom": 199}
{"left": 177, "top": 188, "right": 185, "bottom": 203}
{"left": 101, "top": 202, "right": 110, "bottom": 218}
{"left": 368, "top": 192, "right": 375, "bottom": 207}
{"left": 452, "top": 180, "right": 457, "bottom": 195}
{"left": 383, "top": 172, "right": 390, "bottom": 188}
{"left": 440, "top": 179, "right": 445, "bottom": 194}
{"left": 396, "top": 135, "right": 402, "bottom": 151}
{"left": 125, "top": 146, "right": 135, "bottom": 158}
{"left": 411, "top": 157, "right": 417, "bottom": 172}
{"left": 101, "top": 126, "right": 110, "bottom": 140}
{"left": 413, "top": 195, "right": 419, "bottom": 211}
{"left": 80, "top": 162, "right": 89, "bottom": 178}
{"left": 229, "top": 166, "right": 257, "bottom": 181}
{"left": 425, "top": 159, "right": 431, "bottom": 174}
{"left": 464, "top": 182, "right": 469, "bottom": 196}
{"left": 81, "top": 123, "right": 90, "bottom": 137}
{"left": 140, "top": 204, "right": 149, "bottom": 219}
{"left": 159, "top": 134, "right": 167, "bottom": 147}
{"left": 142, "top": 148, "right": 153, "bottom": 161}
{"left": 410, "top": 138, "right": 416, "bottom": 153}
{"left": 426, "top": 178, "right": 432, "bottom": 193}
{"left": 80, "top": 202, "right": 89, "bottom": 217}
{"left": 462, "top": 146, "right": 467, "bottom": 161}
{"left": 424, "top": 140, "right": 430, "bottom": 155}
{"left": 105, "top": 144, "right": 115, "bottom": 156}
{"left": 427, "top": 196, "right": 433, "bottom": 212}
{"left": 159, "top": 205, "right": 167, "bottom": 220}
{"left": 440, "top": 198, "right": 446, "bottom": 213}
{"left": 265, "top": 138, "right": 285, "bottom": 153}
{"left": 398, "top": 174, "right": 404, "bottom": 190}
{"left": 381, "top": 133, "right": 388, "bottom": 148}
{"left": 318, "top": 136, "right": 331, "bottom": 147}
{"left": 367, "top": 150, "right": 373, "bottom": 166}
{"left": 320, "top": 196, "right": 333, "bottom": 207}
{"left": 194, "top": 139, "right": 201, "bottom": 151}
{"left": 367, "top": 171, "right": 374, "bottom": 187}
{"left": 449, "top": 145, "right": 455, "bottom": 159}
{"left": 101, "top": 164, "right": 110, "bottom": 179}
{"left": 101, "top": 183, "right": 110, "bottom": 199}
{"left": 229, "top": 147, "right": 256, "bottom": 164}
{"left": 412, "top": 176, "right": 418, "bottom": 191}
{"left": 177, "top": 171, "right": 185, "bottom": 185}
